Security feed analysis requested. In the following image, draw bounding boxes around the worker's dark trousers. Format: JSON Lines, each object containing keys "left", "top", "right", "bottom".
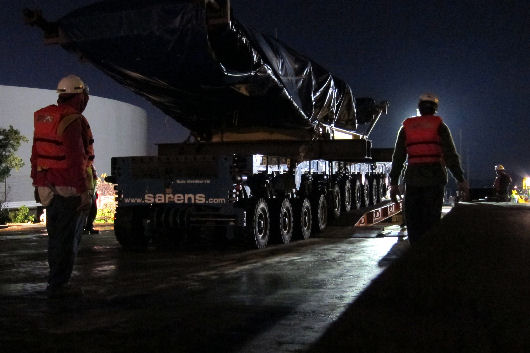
{"left": 404, "top": 185, "right": 444, "bottom": 246}
{"left": 46, "top": 195, "right": 85, "bottom": 289}
{"left": 85, "top": 197, "right": 97, "bottom": 230}
{"left": 496, "top": 190, "right": 510, "bottom": 202}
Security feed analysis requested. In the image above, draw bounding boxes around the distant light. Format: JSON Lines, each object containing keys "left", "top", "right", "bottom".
{"left": 522, "top": 177, "right": 529, "bottom": 189}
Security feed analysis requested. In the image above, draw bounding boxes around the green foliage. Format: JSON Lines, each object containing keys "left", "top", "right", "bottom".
{"left": 94, "top": 173, "right": 116, "bottom": 223}
{"left": 11, "top": 205, "right": 35, "bottom": 223}
{"left": 0, "top": 125, "right": 28, "bottom": 182}
{"left": 95, "top": 203, "right": 115, "bottom": 223}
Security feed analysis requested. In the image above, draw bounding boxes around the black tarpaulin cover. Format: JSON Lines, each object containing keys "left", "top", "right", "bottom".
{"left": 57, "top": 0, "right": 373, "bottom": 139}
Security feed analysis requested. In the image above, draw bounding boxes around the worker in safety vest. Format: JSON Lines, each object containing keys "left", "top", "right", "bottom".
{"left": 493, "top": 164, "right": 512, "bottom": 202}
{"left": 30, "top": 74, "right": 95, "bottom": 298}
{"left": 389, "top": 93, "right": 469, "bottom": 246}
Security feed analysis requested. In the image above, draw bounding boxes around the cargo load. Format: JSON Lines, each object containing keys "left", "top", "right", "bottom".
{"left": 27, "top": 0, "right": 385, "bottom": 141}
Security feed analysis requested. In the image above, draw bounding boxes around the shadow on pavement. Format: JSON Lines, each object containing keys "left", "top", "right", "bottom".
{"left": 307, "top": 203, "right": 530, "bottom": 352}
{"left": 377, "top": 237, "right": 410, "bottom": 268}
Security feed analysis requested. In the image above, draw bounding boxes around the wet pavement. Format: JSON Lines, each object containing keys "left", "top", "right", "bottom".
{"left": 3, "top": 202, "right": 527, "bottom": 353}
{"left": 308, "top": 202, "right": 530, "bottom": 353}
{"left": 0, "top": 219, "right": 407, "bottom": 353}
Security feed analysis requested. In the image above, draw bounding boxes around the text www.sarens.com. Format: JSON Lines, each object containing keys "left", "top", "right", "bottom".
{"left": 124, "top": 193, "right": 226, "bottom": 204}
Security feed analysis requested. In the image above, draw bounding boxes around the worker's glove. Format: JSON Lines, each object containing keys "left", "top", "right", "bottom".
{"left": 77, "top": 191, "right": 92, "bottom": 212}
{"left": 390, "top": 185, "right": 402, "bottom": 203}
{"left": 457, "top": 180, "right": 470, "bottom": 202}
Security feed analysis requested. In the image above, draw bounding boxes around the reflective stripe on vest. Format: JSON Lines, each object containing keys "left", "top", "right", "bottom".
{"left": 83, "top": 118, "right": 95, "bottom": 165}
{"left": 33, "top": 105, "right": 80, "bottom": 169}
{"left": 403, "top": 115, "right": 443, "bottom": 164}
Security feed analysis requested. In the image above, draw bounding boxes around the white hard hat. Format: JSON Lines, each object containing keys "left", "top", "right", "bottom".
{"left": 56, "top": 74, "right": 89, "bottom": 94}
{"left": 495, "top": 164, "right": 505, "bottom": 171}
{"left": 419, "top": 93, "right": 439, "bottom": 105}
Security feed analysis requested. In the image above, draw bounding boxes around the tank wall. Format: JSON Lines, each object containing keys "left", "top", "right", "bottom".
{"left": 0, "top": 85, "right": 148, "bottom": 206}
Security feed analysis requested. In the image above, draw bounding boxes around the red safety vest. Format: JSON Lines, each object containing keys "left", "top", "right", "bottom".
{"left": 33, "top": 105, "right": 83, "bottom": 169}
{"left": 403, "top": 115, "right": 443, "bottom": 164}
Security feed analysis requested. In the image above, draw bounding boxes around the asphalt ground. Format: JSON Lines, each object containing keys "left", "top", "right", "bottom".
{"left": 1, "top": 203, "right": 528, "bottom": 352}
{"left": 0, "top": 216, "right": 406, "bottom": 353}
{"left": 308, "top": 202, "right": 530, "bottom": 353}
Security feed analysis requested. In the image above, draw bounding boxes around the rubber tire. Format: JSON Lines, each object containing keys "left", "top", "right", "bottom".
{"left": 369, "top": 177, "right": 378, "bottom": 206}
{"left": 329, "top": 184, "right": 341, "bottom": 219}
{"left": 294, "top": 197, "right": 312, "bottom": 240}
{"left": 271, "top": 198, "right": 294, "bottom": 244}
{"left": 352, "top": 178, "right": 362, "bottom": 210}
{"left": 379, "top": 178, "right": 387, "bottom": 202}
{"left": 361, "top": 179, "right": 370, "bottom": 208}
{"left": 246, "top": 198, "right": 270, "bottom": 249}
{"left": 342, "top": 179, "right": 352, "bottom": 212}
{"left": 312, "top": 193, "right": 328, "bottom": 233}
{"left": 114, "top": 207, "right": 148, "bottom": 251}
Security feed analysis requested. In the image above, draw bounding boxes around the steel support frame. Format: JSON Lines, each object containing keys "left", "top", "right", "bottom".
{"left": 354, "top": 200, "right": 403, "bottom": 227}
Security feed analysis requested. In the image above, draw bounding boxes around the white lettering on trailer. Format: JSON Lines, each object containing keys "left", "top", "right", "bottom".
{"left": 125, "top": 193, "right": 225, "bottom": 204}
{"left": 175, "top": 179, "right": 211, "bottom": 184}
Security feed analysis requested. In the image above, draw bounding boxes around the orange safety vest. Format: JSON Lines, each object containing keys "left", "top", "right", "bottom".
{"left": 33, "top": 105, "right": 84, "bottom": 170}
{"left": 403, "top": 115, "right": 443, "bottom": 164}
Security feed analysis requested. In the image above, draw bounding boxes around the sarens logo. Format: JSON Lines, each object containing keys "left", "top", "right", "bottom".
{"left": 143, "top": 193, "right": 225, "bottom": 204}
{"left": 145, "top": 193, "right": 205, "bottom": 204}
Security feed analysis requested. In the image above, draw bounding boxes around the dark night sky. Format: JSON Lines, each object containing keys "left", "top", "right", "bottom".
{"left": 2, "top": 0, "right": 529, "bottom": 185}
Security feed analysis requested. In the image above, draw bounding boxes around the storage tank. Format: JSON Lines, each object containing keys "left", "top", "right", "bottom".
{"left": 0, "top": 85, "right": 148, "bottom": 207}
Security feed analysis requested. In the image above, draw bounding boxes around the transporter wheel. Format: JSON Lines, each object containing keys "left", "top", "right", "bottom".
{"left": 312, "top": 193, "right": 328, "bottom": 233}
{"left": 379, "top": 178, "right": 387, "bottom": 201}
{"left": 375, "top": 177, "right": 383, "bottom": 204}
{"left": 149, "top": 207, "right": 189, "bottom": 248}
{"left": 361, "top": 179, "right": 370, "bottom": 208}
{"left": 168, "top": 208, "right": 190, "bottom": 247}
{"left": 294, "top": 197, "right": 312, "bottom": 240}
{"left": 114, "top": 206, "right": 148, "bottom": 251}
{"left": 351, "top": 178, "right": 362, "bottom": 210}
{"left": 245, "top": 198, "right": 270, "bottom": 249}
{"left": 271, "top": 198, "right": 294, "bottom": 244}
{"left": 330, "top": 184, "right": 342, "bottom": 219}
{"left": 369, "top": 177, "right": 379, "bottom": 206}
{"left": 342, "top": 179, "right": 352, "bottom": 212}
